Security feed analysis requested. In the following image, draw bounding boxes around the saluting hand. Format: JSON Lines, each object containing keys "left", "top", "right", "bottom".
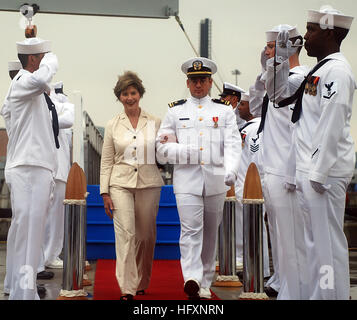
{"left": 102, "top": 193, "right": 114, "bottom": 219}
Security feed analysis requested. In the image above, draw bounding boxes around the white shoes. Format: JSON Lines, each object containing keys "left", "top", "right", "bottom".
{"left": 199, "top": 287, "right": 212, "bottom": 299}
{"left": 45, "top": 257, "right": 63, "bottom": 269}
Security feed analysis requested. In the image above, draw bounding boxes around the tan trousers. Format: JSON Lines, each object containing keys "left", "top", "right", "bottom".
{"left": 110, "top": 186, "right": 161, "bottom": 296}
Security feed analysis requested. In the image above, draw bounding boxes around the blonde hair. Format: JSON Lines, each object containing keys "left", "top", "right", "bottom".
{"left": 113, "top": 71, "right": 146, "bottom": 99}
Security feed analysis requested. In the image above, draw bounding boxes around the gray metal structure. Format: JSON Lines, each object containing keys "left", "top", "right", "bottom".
{"left": 200, "top": 18, "right": 212, "bottom": 59}
{"left": 83, "top": 111, "right": 103, "bottom": 185}
{"left": 62, "top": 203, "right": 87, "bottom": 293}
{"left": 0, "top": 0, "right": 179, "bottom": 18}
{"left": 242, "top": 201, "right": 264, "bottom": 293}
{"left": 218, "top": 198, "right": 237, "bottom": 276}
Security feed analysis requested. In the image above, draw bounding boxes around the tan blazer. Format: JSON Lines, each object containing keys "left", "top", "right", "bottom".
{"left": 100, "top": 109, "right": 164, "bottom": 194}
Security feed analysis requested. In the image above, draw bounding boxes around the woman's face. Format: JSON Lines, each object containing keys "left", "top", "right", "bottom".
{"left": 119, "top": 85, "right": 141, "bottom": 111}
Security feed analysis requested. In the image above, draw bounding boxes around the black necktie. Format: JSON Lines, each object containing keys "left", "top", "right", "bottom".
{"left": 43, "top": 93, "right": 60, "bottom": 149}
{"left": 256, "top": 94, "right": 269, "bottom": 134}
{"left": 278, "top": 59, "right": 332, "bottom": 123}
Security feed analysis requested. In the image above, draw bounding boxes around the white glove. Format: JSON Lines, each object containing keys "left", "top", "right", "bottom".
{"left": 275, "top": 30, "right": 301, "bottom": 63}
{"left": 284, "top": 182, "right": 296, "bottom": 192}
{"left": 40, "top": 52, "right": 59, "bottom": 74}
{"left": 159, "top": 133, "right": 177, "bottom": 144}
{"left": 260, "top": 47, "right": 268, "bottom": 72}
{"left": 224, "top": 172, "right": 236, "bottom": 187}
{"left": 310, "top": 180, "right": 331, "bottom": 194}
{"left": 254, "top": 74, "right": 265, "bottom": 92}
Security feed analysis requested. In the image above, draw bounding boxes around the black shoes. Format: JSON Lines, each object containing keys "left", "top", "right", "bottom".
{"left": 37, "top": 271, "right": 54, "bottom": 280}
{"left": 37, "top": 285, "right": 46, "bottom": 298}
{"left": 184, "top": 279, "right": 200, "bottom": 300}
{"left": 264, "top": 286, "right": 279, "bottom": 298}
{"left": 120, "top": 294, "right": 134, "bottom": 301}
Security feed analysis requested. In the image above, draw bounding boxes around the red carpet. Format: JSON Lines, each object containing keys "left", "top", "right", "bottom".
{"left": 93, "top": 259, "right": 220, "bottom": 300}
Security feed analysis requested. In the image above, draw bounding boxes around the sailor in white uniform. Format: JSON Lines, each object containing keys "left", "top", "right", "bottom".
{"left": 255, "top": 25, "right": 309, "bottom": 299}
{"left": 219, "top": 82, "right": 246, "bottom": 129}
{"left": 234, "top": 92, "right": 270, "bottom": 278}
{"left": 1, "top": 61, "right": 23, "bottom": 137}
{"left": 156, "top": 57, "right": 242, "bottom": 299}
{"left": 275, "top": 6, "right": 356, "bottom": 299}
{"left": 41, "top": 81, "right": 74, "bottom": 270}
{"left": 3, "top": 37, "right": 58, "bottom": 300}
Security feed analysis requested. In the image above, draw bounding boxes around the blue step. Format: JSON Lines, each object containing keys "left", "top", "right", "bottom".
{"left": 86, "top": 185, "right": 181, "bottom": 260}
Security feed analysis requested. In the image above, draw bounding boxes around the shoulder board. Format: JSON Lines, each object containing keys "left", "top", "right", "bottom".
{"left": 168, "top": 99, "right": 187, "bottom": 108}
{"left": 212, "top": 99, "right": 230, "bottom": 106}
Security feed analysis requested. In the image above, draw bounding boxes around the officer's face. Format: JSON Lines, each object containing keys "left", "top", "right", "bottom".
{"left": 119, "top": 85, "right": 141, "bottom": 110}
{"left": 187, "top": 77, "right": 213, "bottom": 99}
{"left": 265, "top": 42, "right": 275, "bottom": 59}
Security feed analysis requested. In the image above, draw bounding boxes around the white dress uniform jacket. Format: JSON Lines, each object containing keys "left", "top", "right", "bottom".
{"left": 156, "top": 95, "right": 242, "bottom": 196}
{"left": 5, "top": 53, "right": 59, "bottom": 173}
{"left": 50, "top": 92, "right": 74, "bottom": 182}
{"left": 264, "top": 63, "right": 310, "bottom": 179}
{"left": 294, "top": 53, "right": 356, "bottom": 183}
{"left": 236, "top": 118, "right": 262, "bottom": 199}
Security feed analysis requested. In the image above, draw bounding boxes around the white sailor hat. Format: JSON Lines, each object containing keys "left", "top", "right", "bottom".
{"left": 219, "top": 82, "right": 245, "bottom": 97}
{"left": 307, "top": 5, "right": 354, "bottom": 30}
{"left": 16, "top": 37, "right": 51, "bottom": 54}
{"left": 241, "top": 92, "right": 250, "bottom": 102}
{"left": 8, "top": 60, "right": 22, "bottom": 71}
{"left": 181, "top": 57, "right": 217, "bottom": 78}
{"left": 53, "top": 81, "right": 63, "bottom": 89}
{"left": 266, "top": 24, "right": 301, "bottom": 42}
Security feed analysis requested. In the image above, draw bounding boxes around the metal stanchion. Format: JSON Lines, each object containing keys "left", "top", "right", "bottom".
{"left": 239, "top": 163, "right": 268, "bottom": 300}
{"left": 213, "top": 187, "right": 242, "bottom": 287}
{"left": 57, "top": 162, "right": 88, "bottom": 300}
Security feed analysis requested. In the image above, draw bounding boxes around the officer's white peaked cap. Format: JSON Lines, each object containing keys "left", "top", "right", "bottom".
{"left": 181, "top": 57, "right": 217, "bottom": 78}
{"left": 220, "top": 82, "right": 245, "bottom": 97}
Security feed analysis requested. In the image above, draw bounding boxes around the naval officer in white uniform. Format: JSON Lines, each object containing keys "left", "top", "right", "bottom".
{"left": 275, "top": 6, "right": 356, "bottom": 299}
{"left": 219, "top": 82, "right": 246, "bottom": 129}
{"left": 156, "top": 57, "right": 242, "bottom": 300}
{"left": 3, "top": 37, "right": 58, "bottom": 300}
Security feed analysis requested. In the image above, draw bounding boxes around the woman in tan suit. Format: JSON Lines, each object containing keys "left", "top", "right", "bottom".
{"left": 100, "top": 71, "right": 164, "bottom": 300}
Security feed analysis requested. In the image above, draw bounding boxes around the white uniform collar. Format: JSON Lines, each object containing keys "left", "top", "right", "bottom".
{"left": 188, "top": 95, "right": 211, "bottom": 105}
{"left": 322, "top": 52, "right": 347, "bottom": 63}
